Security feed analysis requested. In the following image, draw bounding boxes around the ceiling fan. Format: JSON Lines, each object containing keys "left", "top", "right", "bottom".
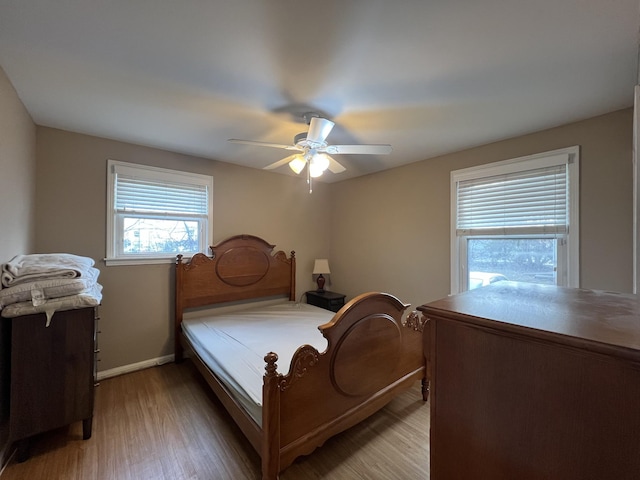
{"left": 228, "top": 114, "right": 392, "bottom": 192}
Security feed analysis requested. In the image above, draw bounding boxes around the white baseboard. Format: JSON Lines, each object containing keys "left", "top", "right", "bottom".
{"left": 97, "top": 354, "right": 175, "bottom": 381}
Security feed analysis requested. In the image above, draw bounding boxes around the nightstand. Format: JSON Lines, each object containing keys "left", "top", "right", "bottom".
{"left": 305, "top": 290, "right": 346, "bottom": 313}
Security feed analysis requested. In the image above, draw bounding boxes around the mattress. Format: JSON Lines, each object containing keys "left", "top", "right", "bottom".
{"left": 182, "top": 301, "right": 332, "bottom": 425}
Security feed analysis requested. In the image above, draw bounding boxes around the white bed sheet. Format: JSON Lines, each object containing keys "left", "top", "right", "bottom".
{"left": 182, "top": 301, "right": 332, "bottom": 425}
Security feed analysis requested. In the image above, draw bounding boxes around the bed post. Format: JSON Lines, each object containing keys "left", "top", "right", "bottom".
{"left": 406, "top": 310, "right": 430, "bottom": 401}
{"left": 262, "top": 352, "right": 281, "bottom": 480}
{"left": 289, "top": 251, "right": 296, "bottom": 301}
{"left": 422, "top": 314, "right": 431, "bottom": 402}
{"left": 174, "top": 254, "right": 184, "bottom": 363}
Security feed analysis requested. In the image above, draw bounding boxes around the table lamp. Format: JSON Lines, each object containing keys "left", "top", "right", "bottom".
{"left": 313, "top": 259, "right": 330, "bottom": 293}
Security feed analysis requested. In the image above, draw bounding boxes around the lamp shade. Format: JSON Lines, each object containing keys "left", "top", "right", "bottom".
{"left": 313, "top": 258, "right": 330, "bottom": 275}
{"left": 289, "top": 155, "right": 306, "bottom": 174}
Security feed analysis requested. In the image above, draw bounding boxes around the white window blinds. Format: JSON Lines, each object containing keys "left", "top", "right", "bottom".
{"left": 115, "top": 176, "right": 208, "bottom": 216}
{"left": 456, "top": 163, "right": 568, "bottom": 236}
{"left": 113, "top": 164, "right": 209, "bottom": 217}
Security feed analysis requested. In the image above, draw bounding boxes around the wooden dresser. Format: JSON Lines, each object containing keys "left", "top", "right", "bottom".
{"left": 418, "top": 282, "right": 640, "bottom": 480}
{"left": 8, "top": 306, "right": 98, "bottom": 461}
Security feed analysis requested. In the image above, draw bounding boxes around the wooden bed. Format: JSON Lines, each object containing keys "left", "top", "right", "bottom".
{"left": 174, "top": 234, "right": 427, "bottom": 480}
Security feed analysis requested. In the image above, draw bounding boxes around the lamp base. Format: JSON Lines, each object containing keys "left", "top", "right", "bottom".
{"left": 316, "top": 274, "right": 326, "bottom": 293}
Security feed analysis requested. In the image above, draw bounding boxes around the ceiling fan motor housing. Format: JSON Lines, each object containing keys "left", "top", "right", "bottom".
{"left": 295, "top": 132, "right": 327, "bottom": 149}
{"left": 294, "top": 132, "right": 308, "bottom": 146}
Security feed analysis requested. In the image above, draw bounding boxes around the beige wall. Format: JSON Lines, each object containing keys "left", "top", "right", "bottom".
{"left": 0, "top": 67, "right": 36, "bottom": 258}
{"left": 329, "top": 108, "right": 634, "bottom": 311}
{"left": 0, "top": 66, "right": 36, "bottom": 463}
{"left": 35, "top": 128, "right": 331, "bottom": 371}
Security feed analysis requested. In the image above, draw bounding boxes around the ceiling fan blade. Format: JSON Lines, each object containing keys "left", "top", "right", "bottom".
{"left": 306, "top": 117, "right": 335, "bottom": 145}
{"left": 228, "top": 139, "right": 301, "bottom": 150}
{"left": 326, "top": 155, "right": 346, "bottom": 174}
{"left": 324, "top": 144, "right": 392, "bottom": 155}
{"left": 263, "top": 154, "right": 299, "bottom": 170}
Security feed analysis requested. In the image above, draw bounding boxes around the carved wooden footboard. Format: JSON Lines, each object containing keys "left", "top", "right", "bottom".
{"left": 261, "top": 292, "right": 426, "bottom": 478}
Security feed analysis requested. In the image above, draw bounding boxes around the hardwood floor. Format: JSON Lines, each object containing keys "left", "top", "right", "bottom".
{"left": 0, "top": 361, "right": 430, "bottom": 479}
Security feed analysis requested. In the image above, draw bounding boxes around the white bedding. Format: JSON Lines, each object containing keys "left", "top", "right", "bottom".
{"left": 0, "top": 283, "right": 103, "bottom": 323}
{"left": 0, "top": 267, "right": 100, "bottom": 308}
{"left": 182, "top": 301, "right": 332, "bottom": 425}
{"left": 1, "top": 253, "right": 95, "bottom": 287}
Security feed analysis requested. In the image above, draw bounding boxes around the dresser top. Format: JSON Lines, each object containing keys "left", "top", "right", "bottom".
{"left": 419, "top": 282, "right": 640, "bottom": 361}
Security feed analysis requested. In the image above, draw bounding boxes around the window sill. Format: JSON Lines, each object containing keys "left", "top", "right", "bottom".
{"left": 104, "top": 256, "right": 194, "bottom": 267}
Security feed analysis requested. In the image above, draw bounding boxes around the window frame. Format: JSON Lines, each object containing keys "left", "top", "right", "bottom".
{"left": 106, "top": 159, "right": 213, "bottom": 266}
{"left": 450, "top": 146, "right": 579, "bottom": 294}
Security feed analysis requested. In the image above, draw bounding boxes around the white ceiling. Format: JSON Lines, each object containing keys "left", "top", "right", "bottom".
{"left": 1, "top": 1, "right": 638, "bottom": 182}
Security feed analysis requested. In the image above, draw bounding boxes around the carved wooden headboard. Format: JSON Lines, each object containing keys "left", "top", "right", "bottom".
{"left": 175, "top": 234, "right": 296, "bottom": 332}
{"left": 174, "top": 234, "right": 296, "bottom": 360}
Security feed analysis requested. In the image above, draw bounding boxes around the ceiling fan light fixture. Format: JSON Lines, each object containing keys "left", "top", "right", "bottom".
{"left": 289, "top": 156, "right": 306, "bottom": 174}
{"left": 309, "top": 164, "right": 324, "bottom": 178}
{"left": 309, "top": 154, "right": 330, "bottom": 178}
{"left": 313, "top": 153, "right": 330, "bottom": 171}
{"left": 229, "top": 115, "right": 391, "bottom": 184}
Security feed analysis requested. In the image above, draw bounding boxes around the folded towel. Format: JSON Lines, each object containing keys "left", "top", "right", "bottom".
{"left": 0, "top": 283, "right": 103, "bottom": 325}
{"left": 1, "top": 253, "right": 95, "bottom": 288}
{"left": 0, "top": 267, "right": 100, "bottom": 308}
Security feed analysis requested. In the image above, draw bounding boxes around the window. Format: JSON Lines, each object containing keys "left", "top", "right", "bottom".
{"left": 106, "top": 160, "right": 213, "bottom": 265}
{"left": 451, "top": 147, "right": 579, "bottom": 293}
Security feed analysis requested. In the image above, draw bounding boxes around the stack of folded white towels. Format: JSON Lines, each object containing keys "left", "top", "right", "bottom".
{"left": 0, "top": 253, "right": 102, "bottom": 325}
